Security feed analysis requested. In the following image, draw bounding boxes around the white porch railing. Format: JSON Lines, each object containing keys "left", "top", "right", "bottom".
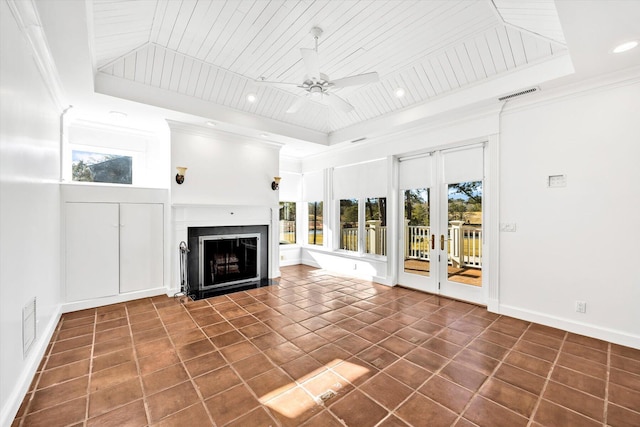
{"left": 279, "top": 220, "right": 296, "bottom": 244}
{"left": 340, "top": 222, "right": 482, "bottom": 268}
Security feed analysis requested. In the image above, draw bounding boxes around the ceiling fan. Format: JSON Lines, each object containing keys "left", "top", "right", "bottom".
{"left": 258, "top": 27, "right": 379, "bottom": 114}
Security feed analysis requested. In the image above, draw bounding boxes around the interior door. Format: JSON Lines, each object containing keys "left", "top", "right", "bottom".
{"left": 397, "top": 154, "right": 438, "bottom": 293}
{"left": 398, "top": 145, "right": 485, "bottom": 305}
{"left": 438, "top": 146, "right": 484, "bottom": 303}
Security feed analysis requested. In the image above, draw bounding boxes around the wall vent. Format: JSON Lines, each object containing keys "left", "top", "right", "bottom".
{"left": 23, "top": 298, "right": 36, "bottom": 358}
{"left": 350, "top": 137, "right": 367, "bottom": 143}
{"left": 498, "top": 87, "right": 539, "bottom": 101}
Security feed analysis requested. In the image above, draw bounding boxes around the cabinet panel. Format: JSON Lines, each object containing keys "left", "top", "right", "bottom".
{"left": 119, "top": 203, "right": 164, "bottom": 293}
{"left": 65, "top": 203, "right": 120, "bottom": 301}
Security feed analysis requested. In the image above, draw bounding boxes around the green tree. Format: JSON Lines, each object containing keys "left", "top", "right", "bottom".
{"left": 72, "top": 160, "right": 93, "bottom": 181}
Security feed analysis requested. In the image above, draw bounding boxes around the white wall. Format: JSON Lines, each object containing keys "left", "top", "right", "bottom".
{"left": 168, "top": 122, "right": 282, "bottom": 287}
{"left": 0, "top": 1, "right": 63, "bottom": 424}
{"left": 170, "top": 122, "right": 280, "bottom": 206}
{"left": 498, "top": 78, "right": 640, "bottom": 347}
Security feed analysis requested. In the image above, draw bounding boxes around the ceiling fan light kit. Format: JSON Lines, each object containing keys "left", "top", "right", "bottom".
{"left": 261, "top": 26, "right": 379, "bottom": 114}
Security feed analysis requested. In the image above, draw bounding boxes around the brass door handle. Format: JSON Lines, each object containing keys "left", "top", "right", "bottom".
{"left": 431, "top": 234, "right": 435, "bottom": 250}
{"left": 440, "top": 235, "right": 445, "bottom": 251}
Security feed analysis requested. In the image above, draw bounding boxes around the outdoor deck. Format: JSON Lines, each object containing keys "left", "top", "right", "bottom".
{"left": 403, "top": 259, "right": 482, "bottom": 287}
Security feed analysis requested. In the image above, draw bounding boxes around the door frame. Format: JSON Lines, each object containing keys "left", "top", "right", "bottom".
{"left": 394, "top": 136, "right": 497, "bottom": 307}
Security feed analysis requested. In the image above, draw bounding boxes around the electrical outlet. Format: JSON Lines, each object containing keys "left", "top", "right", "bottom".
{"left": 575, "top": 300, "right": 587, "bottom": 313}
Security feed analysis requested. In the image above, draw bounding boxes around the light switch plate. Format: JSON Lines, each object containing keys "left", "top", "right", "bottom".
{"left": 500, "top": 223, "right": 517, "bottom": 232}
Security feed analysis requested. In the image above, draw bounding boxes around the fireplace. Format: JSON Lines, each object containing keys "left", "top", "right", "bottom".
{"left": 187, "top": 225, "right": 269, "bottom": 294}
{"left": 199, "top": 233, "right": 260, "bottom": 289}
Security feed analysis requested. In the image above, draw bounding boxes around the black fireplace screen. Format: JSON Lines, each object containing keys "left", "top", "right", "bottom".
{"left": 199, "top": 234, "right": 260, "bottom": 289}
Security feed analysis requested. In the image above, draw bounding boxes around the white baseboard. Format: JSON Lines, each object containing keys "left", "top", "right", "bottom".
{"left": 61, "top": 287, "right": 168, "bottom": 313}
{"left": 279, "top": 258, "right": 302, "bottom": 267}
{"left": 0, "top": 305, "right": 62, "bottom": 427}
{"left": 499, "top": 303, "right": 640, "bottom": 349}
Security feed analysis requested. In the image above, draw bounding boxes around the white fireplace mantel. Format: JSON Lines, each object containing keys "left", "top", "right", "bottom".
{"left": 170, "top": 204, "right": 280, "bottom": 295}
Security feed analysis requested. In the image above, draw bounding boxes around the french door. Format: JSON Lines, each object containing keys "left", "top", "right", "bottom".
{"left": 397, "top": 144, "right": 485, "bottom": 305}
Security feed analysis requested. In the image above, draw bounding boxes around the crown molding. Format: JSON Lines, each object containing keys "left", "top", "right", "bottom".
{"left": 166, "top": 120, "right": 284, "bottom": 151}
{"left": 6, "top": 0, "right": 67, "bottom": 110}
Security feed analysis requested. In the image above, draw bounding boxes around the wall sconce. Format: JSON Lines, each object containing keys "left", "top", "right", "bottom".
{"left": 175, "top": 167, "right": 187, "bottom": 184}
{"left": 271, "top": 176, "right": 281, "bottom": 191}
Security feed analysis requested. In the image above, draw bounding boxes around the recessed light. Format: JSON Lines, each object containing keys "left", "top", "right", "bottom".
{"left": 260, "top": 133, "right": 269, "bottom": 138}
{"left": 205, "top": 120, "right": 216, "bottom": 127}
{"left": 247, "top": 93, "right": 257, "bottom": 103}
{"left": 394, "top": 88, "right": 405, "bottom": 98}
{"left": 612, "top": 40, "right": 638, "bottom": 53}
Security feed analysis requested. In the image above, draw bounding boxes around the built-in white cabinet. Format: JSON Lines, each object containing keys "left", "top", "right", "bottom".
{"left": 65, "top": 202, "right": 164, "bottom": 302}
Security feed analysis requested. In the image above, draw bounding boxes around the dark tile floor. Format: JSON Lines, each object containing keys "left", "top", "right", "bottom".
{"left": 12, "top": 265, "right": 640, "bottom": 426}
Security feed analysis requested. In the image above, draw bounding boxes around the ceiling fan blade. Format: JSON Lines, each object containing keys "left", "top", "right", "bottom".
{"left": 255, "top": 79, "right": 300, "bottom": 87}
{"left": 286, "top": 95, "right": 309, "bottom": 114}
{"left": 300, "top": 48, "right": 320, "bottom": 80}
{"left": 324, "top": 93, "right": 354, "bottom": 113}
{"left": 331, "top": 72, "right": 379, "bottom": 88}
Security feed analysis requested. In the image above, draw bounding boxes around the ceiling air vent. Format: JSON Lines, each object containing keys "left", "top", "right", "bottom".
{"left": 351, "top": 137, "right": 367, "bottom": 143}
{"left": 498, "top": 87, "right": 539, "bottom": 102}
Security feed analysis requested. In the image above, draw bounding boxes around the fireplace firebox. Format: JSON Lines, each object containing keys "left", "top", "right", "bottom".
{"left": 187, "top": 225, "right": 269, "bottom": 296}
{"left": 199, "top": 233, "right": 260, "bottom": 289}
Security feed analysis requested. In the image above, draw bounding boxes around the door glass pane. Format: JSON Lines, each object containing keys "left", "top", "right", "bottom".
{"left": 403, "top": 189, "right": 430, "bottom": 276}
{"left": 447, "top": 181, "right": 482, "bottom": 286}
{"left": 339, "top": 199, "right": 358, "bottom": 251}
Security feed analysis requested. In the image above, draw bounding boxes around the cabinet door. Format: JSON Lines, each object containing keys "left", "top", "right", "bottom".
{"left": 119, "top": 203, "right": 164, "bottom": 293}
{"left": 66, "top": 203, "right": 120, "bottom": 302}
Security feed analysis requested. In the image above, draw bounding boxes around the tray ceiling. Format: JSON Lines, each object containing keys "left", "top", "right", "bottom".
{"left": 91, "top": 0, "right": 567, "bottom": 137}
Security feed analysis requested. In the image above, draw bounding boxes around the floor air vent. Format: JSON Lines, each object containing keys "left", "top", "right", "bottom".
{"left": 498, "top": 87, "right": 539, "bottom": 101}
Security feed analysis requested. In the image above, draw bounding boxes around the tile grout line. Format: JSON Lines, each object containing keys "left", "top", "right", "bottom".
{"left": 84, "top": 309, "right": 98, "bottom": 424}
{"left": 125, "top": 301, "right": 152, "bottom": 427}
{"left": 603, "top": 341, "right": 611, "bottom": 426}
{"left": 447, "top": 308, "right": 511, "bottom": 426}
{"left": 526, "top": 328, "right": 568, "bottom": 427}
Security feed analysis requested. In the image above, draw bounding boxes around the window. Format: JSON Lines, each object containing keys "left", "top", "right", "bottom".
{"left": 339, "top": 199, "right": 358, "bottom": 251}
{"left": 365, "top": 197, "right": 387, "bottom": 255}
{"left": 279, "top": 202, "right": 296, "bottom": 244}
{"left": 72, "top": 150, "right": 132, "bottom": 185}
{"left": 308, "top": 201, "right": 323, "bottom": 245}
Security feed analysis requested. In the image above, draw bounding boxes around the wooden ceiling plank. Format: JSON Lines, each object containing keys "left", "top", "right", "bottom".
{"left": 484, "top": 27, "right": 508, "bottom": 74}
{"left": 495, "top": 25, "right": 516, "bottom": 70}
{"left": 155, "top": 0, "right": 182, "bottom": 47}
{"left": 411, "top": 64, "right": 434, "bottom": 99}
{"left": 172, "top": 0, "right": 208, "bottom": 53}
{"left": 256, "top": 0, "right": 341, "bottom": 82}
{"left": 446, "top": 50, "right": 467, "bottom": 87}
{"left": 233, "top": 1, "right": 316, "bottom": 78}
{"left": 454, "top": 44, "right": 478, "bottom": 84}
{"left": 183, "top": 1, "right": 225, "bottom": 58}
{"left": 506, "top": 27, "right": 527, "bottom": 67}
{"left": 150, "top": 44, "right": 164, "bottom": 87}
{"left": 226, "top": 0, "right": 288, "bottom": 75}
{"left": 181, "top": 57, "right": 197, "bottom": 95}
{"left": 194, "top": 2, "right": 236, "bottom": 60}
{"left": 168, "top": 54, "right": 184, "bottom": 93}
{"left": 194, "top": 64, "right": 210, "bottom": 99}
{"left": 204, "top": 67, "right": 219, "bottom": 102}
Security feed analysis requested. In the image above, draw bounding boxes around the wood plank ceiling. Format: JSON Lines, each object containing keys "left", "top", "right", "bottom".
{"left": 92, "top": 0, "right": 566, "bottom": 135}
